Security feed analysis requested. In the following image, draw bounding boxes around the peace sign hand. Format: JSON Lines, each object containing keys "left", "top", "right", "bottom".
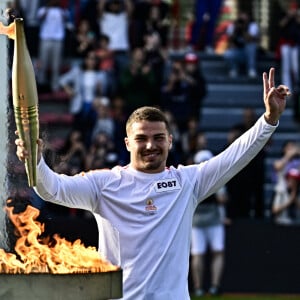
{"left": 263, "top": 68, "right": 290, "bottom": 125}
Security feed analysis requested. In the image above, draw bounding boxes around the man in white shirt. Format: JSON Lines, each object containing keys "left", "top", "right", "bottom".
{"left": 98, "top": 0, "right": 133, "bottom": 81}
{"left": 16, "top": 68, "right": 289, "bottom": 299}
{"left": 36, "top": 0, "right": 70, "bottom": 91}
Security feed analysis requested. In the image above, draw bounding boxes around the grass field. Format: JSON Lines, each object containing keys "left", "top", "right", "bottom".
{"left": 190, "top": 294, "right": 300, "bottom": 300}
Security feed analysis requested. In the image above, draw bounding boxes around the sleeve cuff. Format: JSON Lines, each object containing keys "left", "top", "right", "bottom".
{"left": 261, "top": 114, "right": 279, "bottom": 127}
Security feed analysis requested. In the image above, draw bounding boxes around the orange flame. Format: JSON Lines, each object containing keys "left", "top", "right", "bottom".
{"left": 0, "top": 202, "right": 119, "bottom": 274}
{"left": 0, "top": 21, "right": 15, "bottom": 39}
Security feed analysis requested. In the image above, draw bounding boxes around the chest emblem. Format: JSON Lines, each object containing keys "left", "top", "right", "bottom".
{"left": 145, "top": 198, "right": 157, "bottom": 215}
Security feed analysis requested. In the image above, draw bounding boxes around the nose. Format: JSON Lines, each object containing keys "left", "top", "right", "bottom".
{"left": 146, "top": 139, "right": 154, "bottom": 149}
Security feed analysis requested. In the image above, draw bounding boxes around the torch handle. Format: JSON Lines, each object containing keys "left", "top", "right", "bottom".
{"left": 14, "top": 104, "right": 39, "bottom": 187}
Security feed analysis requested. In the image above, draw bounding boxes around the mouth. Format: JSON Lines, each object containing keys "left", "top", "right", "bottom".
{"left": 143, "top": 152, "right": 160, "bottom": 160}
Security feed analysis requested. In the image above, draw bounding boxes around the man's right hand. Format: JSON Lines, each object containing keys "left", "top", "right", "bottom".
{"left": 15, "top": 132, "right": 43, "bottom": 164}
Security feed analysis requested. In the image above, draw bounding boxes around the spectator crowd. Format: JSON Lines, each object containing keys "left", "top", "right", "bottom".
{"left": 7, "top": 0, "right": 300, "bottom": 225}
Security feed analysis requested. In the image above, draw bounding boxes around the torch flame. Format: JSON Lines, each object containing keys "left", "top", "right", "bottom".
{"left": 0, "top": 21, "right": 15, "bottom": 39}
{"left": 0, "top": 202, "right": 119, "bottom": 274}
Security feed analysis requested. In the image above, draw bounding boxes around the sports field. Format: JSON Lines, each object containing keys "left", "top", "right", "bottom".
{"left": 191, "top": 294, "right": 300, "bottom": 300}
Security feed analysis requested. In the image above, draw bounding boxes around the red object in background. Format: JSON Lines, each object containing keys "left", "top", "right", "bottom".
{"left": 286, "top": 168, "right": 300, "bottom": 181}
{"left": 289, "top": 0, "right": 298, "bottom": 10}
{"left": 184, "top": 52, "right": 199, "bottom": 63}
{"left": 184, "top": 20, "right": 194, "bottom": 46}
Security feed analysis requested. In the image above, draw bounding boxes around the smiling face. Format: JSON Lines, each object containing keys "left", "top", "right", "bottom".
{"left": 125, "top": 120, "right": 172, "bottom": 173}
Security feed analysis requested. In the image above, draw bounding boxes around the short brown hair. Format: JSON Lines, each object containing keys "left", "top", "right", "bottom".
{"left": 126, "top": 106, "right": 171, "bottom": 134}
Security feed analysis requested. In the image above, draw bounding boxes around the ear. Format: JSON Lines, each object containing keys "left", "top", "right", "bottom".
{"left": 124, "top": 137, "right": 130, "bottom": 152}
{"left": 168, "top": 134, "right": 173, "bottom": 150}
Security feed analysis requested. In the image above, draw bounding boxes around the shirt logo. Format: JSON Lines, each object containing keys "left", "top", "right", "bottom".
{"left": 145, "top": 198, "right": 157, "bottom": 215}
{"left": 154, "top": 178, "right": 181, "bottom": 192}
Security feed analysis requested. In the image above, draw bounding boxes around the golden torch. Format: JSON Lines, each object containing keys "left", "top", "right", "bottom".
{"left": 0, "top": 18, "right": 39, "bottom": 187}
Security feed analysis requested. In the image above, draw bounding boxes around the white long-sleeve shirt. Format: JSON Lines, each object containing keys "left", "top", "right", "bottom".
{"left": 34, "top": 115, "right": 277, "bottom": 300}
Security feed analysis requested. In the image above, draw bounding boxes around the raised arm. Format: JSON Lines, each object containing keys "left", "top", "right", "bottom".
{"left": 193, "top": 68, "right": 290, "bottom": 201}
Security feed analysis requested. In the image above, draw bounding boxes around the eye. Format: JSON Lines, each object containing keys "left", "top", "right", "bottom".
{"left": 135, "top": 136, "right": 146, "bottom": 142}
{"left": 155, "top": 136, "right": 165, "bottom": 142}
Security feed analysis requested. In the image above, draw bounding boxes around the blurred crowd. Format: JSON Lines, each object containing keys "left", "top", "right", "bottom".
{"left": 5, "top": 0, "right": 300, "bottom": 225}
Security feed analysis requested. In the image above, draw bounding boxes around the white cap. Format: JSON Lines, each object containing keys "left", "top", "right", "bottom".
{"left": 194, "top": 150, "right": 213, "bottom": 164}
